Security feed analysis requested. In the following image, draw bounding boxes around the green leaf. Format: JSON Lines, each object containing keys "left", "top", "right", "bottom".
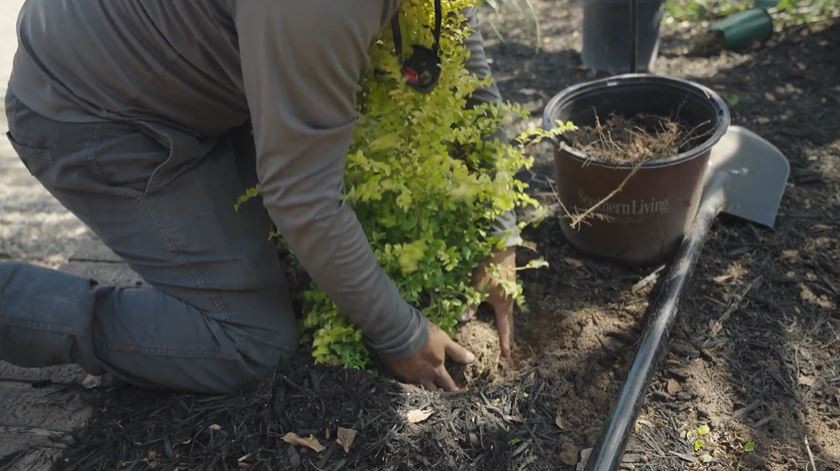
{"left": 518, "top": 258, "right": 549, "bottom": 271}
{"left": 700, "top": 452, "right": 714, "bottom": 463}
{"left": 697, "top": 424, "right": 711, "bottom": 436}
{"left": 234, "top": 186, "right": 261, "bottom": 212}
{"left": 725, "top": 94, "right": 741, "bottom": 107}
{"left": 694, "top": 439, "right": 705, "bottom": 452}
{"left": 744, "top": 441, "right": 756, "bottom": 453}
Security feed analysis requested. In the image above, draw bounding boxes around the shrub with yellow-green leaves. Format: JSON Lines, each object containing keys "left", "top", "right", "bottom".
{"left": 299, "top": 0, "right": 545, "bottom": 368}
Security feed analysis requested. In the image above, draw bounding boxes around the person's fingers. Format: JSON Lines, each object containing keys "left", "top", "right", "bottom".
{"left": 494, "top": 299, "right": 514, "bottom": 358}
{"left": 434, "top": 367, "right": 459, "bottom": 392}
{"left": 445, "top": 338, "right": 475, "bottom": 365}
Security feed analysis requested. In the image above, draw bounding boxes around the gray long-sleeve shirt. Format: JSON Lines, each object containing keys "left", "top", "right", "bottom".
{"left": 10, "top": 0, "right": 516, "bottom": 359}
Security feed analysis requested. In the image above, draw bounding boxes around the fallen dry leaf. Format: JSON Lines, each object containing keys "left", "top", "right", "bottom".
{"left": 712, "top": 274, "right": 734, "bottom": 285}
{"left": 563, "top": 257, "right": 584, "bottom": 269}
{"left": 779, "top": 250, "right": 800, "bottom": 263}
{"left": 816, "top": 296, "right": 837, "bottom": 310}
{"left": 799, "top": 375, "right": 815, "bottom": 387}
{"left": 282, "top": 432, "right": 325, "bottom": 453}
{"left": 406, "top": 408, "right": 434, "bottom": 424}
{"left": 336, "top": 427, "right": 357, "bottom": 453}
{"left": 555, "top": 407, "right": 566, "bottom": 430}
{"left": 666, "top": 379, "right": 682, "bottom": 396}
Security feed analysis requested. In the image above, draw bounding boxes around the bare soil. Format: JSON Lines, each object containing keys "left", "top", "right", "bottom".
{"left": 56, "top": 2, "right": 840, "bottom": 470}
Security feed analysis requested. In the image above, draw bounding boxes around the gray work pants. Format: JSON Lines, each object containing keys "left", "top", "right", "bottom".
{"left": 0, "top": 93, "right": 298, "bottom": 394}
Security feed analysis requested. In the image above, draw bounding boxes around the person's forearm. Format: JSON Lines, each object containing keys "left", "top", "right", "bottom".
{"left": 235, "top": 0, "right": 428, "bottom": 359}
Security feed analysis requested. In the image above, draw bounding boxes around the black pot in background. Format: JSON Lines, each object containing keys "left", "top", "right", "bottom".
{"left": 582, "top": 0, "right": 665, "bottom": 73}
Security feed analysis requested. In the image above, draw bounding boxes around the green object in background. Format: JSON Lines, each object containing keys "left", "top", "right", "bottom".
{"left": 690, "top": 7, "right": 773, "bottom": 55}
{"left": 753, "top": 0, "right": 779, "bottom": 8}
{"left": 712, "top": 8, "right": 774, "bottom": 49}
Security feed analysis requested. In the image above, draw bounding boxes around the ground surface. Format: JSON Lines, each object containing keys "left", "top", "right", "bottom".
{"left": 0, "top": 0, "right": 88, "bottom": 268}
{"left": 2, "top": 1, "right": 838, "bottom": 470}
{"left": 0, "top": 2, "right": 96, "bottom": 470}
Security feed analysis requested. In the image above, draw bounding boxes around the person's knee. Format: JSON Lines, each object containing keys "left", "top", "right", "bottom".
{"left": 232, "top": 323, "right": 297, "bottom": 372}
{"left": 219, "top": 289, "right": 298, "bottom": 367}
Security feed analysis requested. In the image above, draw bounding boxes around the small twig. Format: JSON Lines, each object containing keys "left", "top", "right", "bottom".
{"left": 631, "top": 265, "right": 666, "bottom": 293}
{"left": 544, "top": 176, "right": 573, "bottom": 221}
{"left": 569, "top": 158, "right": 645, "bottom": 229}
{"left": 716, "top": 277, "right": 763, "bottom": 326}
{"left": 753, "top": 415, "right": 774, "bottom": 428}
{"left": 486, "top": 20, "right": 506, "bottom": 45}
{"left": 678, "top": 120, "right": 713, "bottom": 149}
{"left": 804, "top": 436, "right": 818, "bottom": 471}
{"left": 731, "top": 400, "right": 763, "bottom": 421}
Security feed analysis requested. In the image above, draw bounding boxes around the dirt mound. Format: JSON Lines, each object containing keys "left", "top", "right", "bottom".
{"left": 450, "top": 319, "right": 502, "bottom": 386}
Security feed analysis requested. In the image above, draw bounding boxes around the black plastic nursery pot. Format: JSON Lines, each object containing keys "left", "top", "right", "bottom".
{"left": 542, "top": 74, "right": 730, "bottom": 266}
{"left": 582, "top": 0, "right": 666, "bottom": 73}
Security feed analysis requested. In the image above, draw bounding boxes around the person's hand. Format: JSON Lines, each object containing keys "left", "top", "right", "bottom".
{"left": 385, "top": 323, "right": 475, "bottom": 391}
{"left": 460, "top": 246, "right": 516, "bottom": 358}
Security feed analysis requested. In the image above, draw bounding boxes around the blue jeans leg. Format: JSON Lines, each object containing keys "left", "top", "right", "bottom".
{"left": 1, "top": 93, "right": 297, "bottom": 393}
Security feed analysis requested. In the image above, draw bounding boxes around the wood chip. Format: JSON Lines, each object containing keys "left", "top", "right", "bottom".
{"left": 779, "top": 250, "right": 800, "bottom": 263}
{"left": 336, "top": 427, "right": 357, "bottom": 453}
{"left": 800, "top": 283, "right": 837, "bottom": 310}
{"left": 666, "top": 379, "right": 682, "bottom": 396}
{"left": 282, "top": 432, "right": 325, "bottom": 453}
{"left": 406, "top": 409, "right": 434, "bottom": 424}
{"left": 798, "top": 375, "right": 815, "bottom": 387}
{"left": 563, "top": 257, "right": 584, "bottom": 269}
{"left": 82, "top": 374, "right": 103, "bottom": 389}
{"left": 209, "top": 424, "right": 222, "bottom": 432}
{"left": 576, "top": 447, "right": 593, "bottom": 471}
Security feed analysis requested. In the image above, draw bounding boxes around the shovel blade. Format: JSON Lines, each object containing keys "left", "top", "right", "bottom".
{"left": 708, "top": 126, "right": 790, "bottom": 227}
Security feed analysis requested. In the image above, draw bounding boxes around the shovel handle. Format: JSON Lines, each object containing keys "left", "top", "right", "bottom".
{"left": 584, "top": 172, "right": 728, "bottom": 471}
{"left": 630, "top": 0, "right": 639, "bottom": 72}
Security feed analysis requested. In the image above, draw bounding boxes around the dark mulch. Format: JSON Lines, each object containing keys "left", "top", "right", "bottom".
{"left": 58, "top": 3, "right": 840, "bottom": 470}
{"left": 60, "top": 356, "right": 570, "bottom": 470}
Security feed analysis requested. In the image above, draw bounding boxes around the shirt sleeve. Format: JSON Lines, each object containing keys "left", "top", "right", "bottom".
{"left": 462, "top": 7, "right": 522, "bottom": 247}
{"left": 233, "top": 0, "right": 428, "bottom": 359}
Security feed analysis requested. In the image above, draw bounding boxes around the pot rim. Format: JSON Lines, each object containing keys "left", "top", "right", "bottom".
{"left": 542, "top": 73, "right": 731, "bottom": 170}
